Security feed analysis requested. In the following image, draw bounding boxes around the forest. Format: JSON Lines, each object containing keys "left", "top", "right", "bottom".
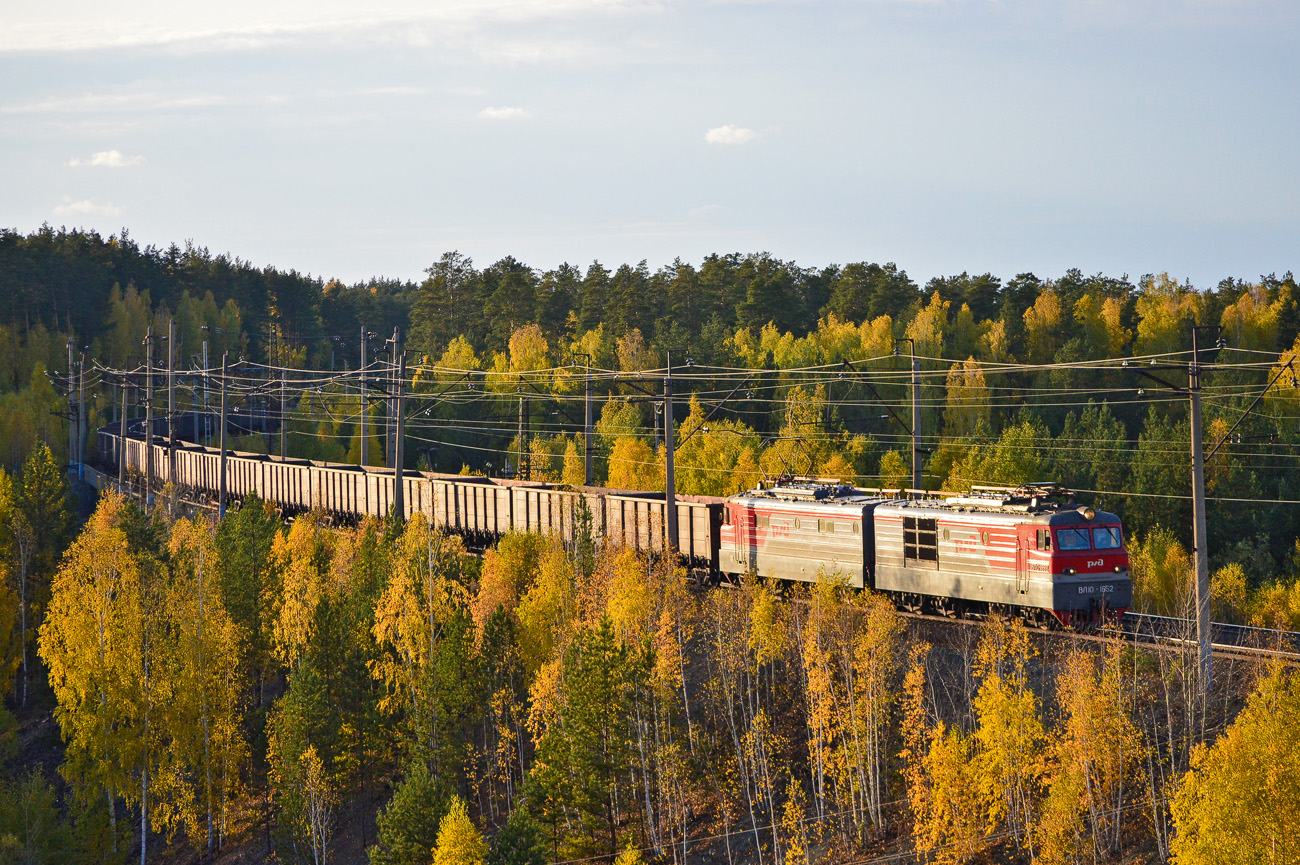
{"left": 1, "top": 225, "right": 1300, "bottom": 863}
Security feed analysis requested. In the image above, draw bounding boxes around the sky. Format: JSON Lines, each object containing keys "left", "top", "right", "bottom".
{"left": 2, "top": 0, "right": 1298, "bottom": 289}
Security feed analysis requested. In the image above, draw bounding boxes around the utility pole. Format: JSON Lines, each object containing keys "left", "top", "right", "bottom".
{"left": 145, "top": 327, "right": 154, "bottom": 507}
{"left": 168, "top": 318, "right": 176, "bottom": 491}
{"left": 584, "top": 356, "right": 594, "bottom": 485}
{"left": 392, "top": 333, "right": 407, "bottom": 522}
{"left": 894, "top": 338, "right": 922, "bottom": 491}
{"left": 66, "top": 339, "right": 76, "bottom": 471}
{"left": 280, "top": 367, "right": 287, "bottom": 458}
{"left": 1124, "top": 326, "right": 1223, "bottom": 698}
{"left": 911, "top": 347, "right": 921, "bottom": 490}
{"left": 360, "top": 326, "right": 369, "bottom": 467}
{"left": 119, "top": 380, "right": 128, "bottom": 490}
{"left": 78, "top": 349, "right": 87, "bottom": 478}
{"left": 388, "top": 327, "right": 400, "bottom": 470}
{"left": 1190, "top": 326, "right": 1216, "bottom": 692}
{"left": 201, "top": 338, "right": 209, "bottom": 444}
{"left": 219, "top": 351, "right": 229, "bottom": 518}
{"left": 517, "top": 393, "right": 529, "bottom": 480}
{"left": 664, "top": 351, "right": 678, "bottom": 554}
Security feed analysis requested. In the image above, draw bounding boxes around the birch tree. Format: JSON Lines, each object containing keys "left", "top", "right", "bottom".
{"left": 1036, "top": 644, "right": 1140, "bottom": 863}
{"left": 163, "top": 516, "right": 244, "bottom": 856}
{"left": 38, "top": 492, "right": 168, "bottom": 865}
{"left": 971, "top": 619, "right": 1045, "bottom": 854}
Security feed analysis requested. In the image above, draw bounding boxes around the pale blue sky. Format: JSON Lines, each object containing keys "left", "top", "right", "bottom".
{"left": 3, "top": 0, "right": 1297, "bottom": 288}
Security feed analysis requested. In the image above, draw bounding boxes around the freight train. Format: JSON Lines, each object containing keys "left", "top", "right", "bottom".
{"left": 96, "top": 428, "right": 1130, "bottom": 626}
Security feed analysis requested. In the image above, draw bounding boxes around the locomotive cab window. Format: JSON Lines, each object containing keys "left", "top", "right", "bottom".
{"left": 1093, "top": 527, "right": 1122, "bottom": 549}
{"left": 818, "top": 519, "right": 834, "bottom": 534}
{"left": 1056, "top": 528, "right": 1091, "bottom": 550}
{"left": 758, "top": 515, "right": 770, "bottom": 529}
{"left": 723, "top": 508, "right": 732, "bottom": 526}
{"left": 1036, "top": 529, "right": 1052, "bottom": 551}
{"left": 903, "top": 516, "right": 939, "bottom": 567}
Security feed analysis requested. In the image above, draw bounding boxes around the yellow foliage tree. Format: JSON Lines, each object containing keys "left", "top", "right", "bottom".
{"left": 606, "top": 437, "right": 662, "bottom": 492}
{"left": 972, "top": 619, "right": 1045, "bottom": 853}
{"left": 472, "top": 532, "right": 549, "bottom": 638}
{"left": 604, "top": 548, "right": 652, "bottom": 644}
{"left": 1135, "top": 273, "right": 1201, "bottom": 356}
{"left": 163, "top": 516, "right": 245, "bottom": 855}
{"left": 1220, "top": 284, "right": 1286, "bottom": 352}
{"left": 978, "top": 319, "right": 1010, "bottom": 363}
{"left": 1128, "top": 528, "right": 1193, "bottom": 615}
{"left": 613, "top": 842, "right": 646, "bottom": 865}
{"left": 38, "top": 492, "right": 168, "bottom": 859}
{"left": 432, "top": 797, "right": 486, "bottom": 865}
{"left": 942, "top": 358, "right": 991, "bottom": 439}
{"left": 270, "top": 512, "right": 335, "bottom": 671}
{"left": 616, "top": 328, "right": 655, "bottom": 372}
{"left": 1036, "top": 644, "right": 1140, "bottom": 864}
{"left": 900, "top": 638, "right": 986, "bottom": 864}
{"left": 905, "top": 293, "right": 949, "bottom": 359}
{"left": 1210, "top": 563, "right": 1249, "bottom": 624}
{"left": 370, "top": 515, "right": 469, "bottom": 719}
{"left": 1170, "top": 663, "right": 1300, "bottom": 864}
{"left": 562, "top": 436, "right": 585, "bottom": 486}
{"left": 515, "top": 540, "right": 577, "bottom": 674}
{"left": 1074, "top": 293, "right": 1131, "bottom": 358}
{"left": 1023, "top": 290, "right": 1064, "bottom": 364}
{"left": 674, "top": 396, "right": 763, "bottom": 496}
{"left": 878, "top": 450, "right": 909, "bottom": 488}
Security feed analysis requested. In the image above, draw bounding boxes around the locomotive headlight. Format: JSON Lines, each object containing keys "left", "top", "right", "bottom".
{"left": 1114, "top": 565, "right": 1126, "bottom": 573}
{"left": 1077, "top": 506, "right": 1096, "bottom": 521}
{"left": 1064, "top": 567, "right": 1077, "bottom": 576}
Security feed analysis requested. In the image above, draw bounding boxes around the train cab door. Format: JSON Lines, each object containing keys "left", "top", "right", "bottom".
{"left": 727, "top": 504, "right": 745, "bottom": 569}
{"left": 1015, "top": 530, "right": 1029, "bottom": 595}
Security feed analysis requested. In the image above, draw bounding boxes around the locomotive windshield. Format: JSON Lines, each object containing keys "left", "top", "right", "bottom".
{"left": 1093, "top": 527, "right": 1123, "bottom": 549}
{"left": 1056, "top": 528, "right": 1091, "bottom": 550}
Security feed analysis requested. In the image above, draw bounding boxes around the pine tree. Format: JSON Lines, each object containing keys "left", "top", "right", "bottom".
{"left": 529, "top": 617, "right": 636, "bottom": 861}
{"left": 371, "top": 761, "right": 451, "bottom": 865}
{"left": 487, "top": 804, "right": 545, "bottom": 865}
{"left": 17, "top": 442, "right": 70, "bottom": 578}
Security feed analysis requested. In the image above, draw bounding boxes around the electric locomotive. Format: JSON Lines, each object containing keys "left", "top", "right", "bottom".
{"left": 719, "top": 480, "right": 1129, "bottom": 626}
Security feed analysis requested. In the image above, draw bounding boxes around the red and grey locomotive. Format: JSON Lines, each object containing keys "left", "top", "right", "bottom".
{"left": 719, "top": 481, "right": 1129, "bottom": 626}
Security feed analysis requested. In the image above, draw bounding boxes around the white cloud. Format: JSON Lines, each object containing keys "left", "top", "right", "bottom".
{"left": 0, "top": 1, "right": 664, "bottom": 55}
{"left": 69, "top": 149, "right": 144, "bottom": 167}
{"left": 353, "top": 86, "right": 425, "bottom": 96}
{"left": 687, "top": 204, "right": 725, "bottom": 220}
{"left": 53, "top": 198, "right": 124, "bottom": 218}
{"left": 3, "top": 92, "right": 228, "bottom": 115}
{"left": 705, "top": 124, "right": 758, "bottom": 145}
{"left": 478, "top": 105, "right": 528, "bottom": 120}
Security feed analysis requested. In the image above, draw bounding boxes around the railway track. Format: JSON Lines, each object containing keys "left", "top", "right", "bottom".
{"left": 896, "top": 607, "right": 1300, "bottom": 662}
{"left": 1121, "top": 611, "right": 1300, "bottom": 660}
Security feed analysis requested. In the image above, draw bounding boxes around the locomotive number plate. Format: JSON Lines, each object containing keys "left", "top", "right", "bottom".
{"left": 1077, "top": 585, "right": 1115, "bottom": 595}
